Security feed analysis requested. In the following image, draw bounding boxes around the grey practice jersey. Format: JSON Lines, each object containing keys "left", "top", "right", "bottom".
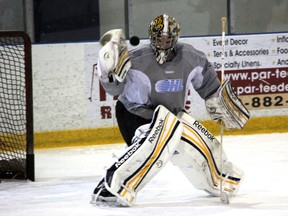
{"left": 99, "top": 42, "right": 220, "bottom": 120}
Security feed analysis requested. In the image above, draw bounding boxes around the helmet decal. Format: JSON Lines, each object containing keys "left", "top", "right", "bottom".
{"left": 152, "top": 16, "right": 164, "bottom": 32}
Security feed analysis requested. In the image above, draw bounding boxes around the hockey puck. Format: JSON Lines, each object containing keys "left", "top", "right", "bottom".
{"left": 130, "top": 36, "right": 140, "bottom": 46}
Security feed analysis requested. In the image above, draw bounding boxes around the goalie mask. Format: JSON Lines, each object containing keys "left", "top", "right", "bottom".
{"left": 148, "top": 14, "right": 180, "bottom": 64}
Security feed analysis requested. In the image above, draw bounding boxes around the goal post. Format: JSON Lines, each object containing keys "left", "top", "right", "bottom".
{"left": 0, "top": 31, "right": 34, "bottom": 181}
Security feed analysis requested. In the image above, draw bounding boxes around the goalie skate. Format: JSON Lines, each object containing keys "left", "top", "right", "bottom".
{"left": 90, "top": 183, "right": 132, "bottom": 207}
{"left": 90, "top": 179, "right": 117, "bottom": 206}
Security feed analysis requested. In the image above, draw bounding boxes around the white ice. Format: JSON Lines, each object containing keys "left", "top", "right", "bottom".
{"left": 1, "top": 133, "right": 288, "bottom": 216}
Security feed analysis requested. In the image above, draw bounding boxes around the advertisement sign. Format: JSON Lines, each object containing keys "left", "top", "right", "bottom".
{"left": 184, "top": 33, "right": 288, "bottom": 110}
{"left": 85, "top": 33, "right": 288, "bottom": 126}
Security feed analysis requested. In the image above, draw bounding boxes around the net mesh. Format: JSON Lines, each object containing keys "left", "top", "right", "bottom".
{"left": 0, "top": 35, "right": 27, "bottom": 179}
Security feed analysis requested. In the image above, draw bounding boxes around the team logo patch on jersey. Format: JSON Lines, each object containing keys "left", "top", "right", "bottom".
{"left": 155, "top": 79, "right": 183, "bottom": 93}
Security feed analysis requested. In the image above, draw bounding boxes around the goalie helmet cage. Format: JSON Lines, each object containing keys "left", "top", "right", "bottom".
{"left": 0, "top": 31, "right": 34, "bottom": 181}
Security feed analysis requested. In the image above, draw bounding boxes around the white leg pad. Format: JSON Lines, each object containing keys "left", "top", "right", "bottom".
{"left": 171, "top": 111, "right": 244, "bottom": 197}
{"left": 104, "top": 105, "right": 183, "bottom": 206}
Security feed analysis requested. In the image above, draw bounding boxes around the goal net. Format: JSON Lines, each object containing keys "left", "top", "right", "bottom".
{"left": 0, "top": 31, "right": 34, "bottom": 181}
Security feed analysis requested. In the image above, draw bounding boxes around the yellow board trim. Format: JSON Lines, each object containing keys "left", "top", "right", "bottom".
{"left": 34, "top": 116, "right": 288, "bottom": 149}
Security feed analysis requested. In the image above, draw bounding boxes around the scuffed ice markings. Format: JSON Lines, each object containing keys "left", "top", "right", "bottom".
{"left": 0, "top": 133, "right": 288, "bottom": 216}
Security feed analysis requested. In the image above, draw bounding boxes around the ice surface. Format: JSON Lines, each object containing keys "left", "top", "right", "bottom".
{"left": 1, "top": 133, "right": 288, "bottom": 216}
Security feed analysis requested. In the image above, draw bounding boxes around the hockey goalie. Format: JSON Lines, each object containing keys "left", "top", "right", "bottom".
{"left": 90, "top": 14, "right": 250, "bottom": 207}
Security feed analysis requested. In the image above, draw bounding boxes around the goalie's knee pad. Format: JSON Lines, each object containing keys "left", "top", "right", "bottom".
{"left": 103, "top": 105, "right": 183, "bottom": 206}
{"left": 171, "top": 111, "right": 244, "bottom": 197}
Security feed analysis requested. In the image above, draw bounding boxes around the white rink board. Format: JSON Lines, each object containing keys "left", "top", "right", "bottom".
{"left": 84, "top": 33, "right": 288, "bottom": 128}
{"left": 32, "top": 33, "right": 288, "bottom": 131}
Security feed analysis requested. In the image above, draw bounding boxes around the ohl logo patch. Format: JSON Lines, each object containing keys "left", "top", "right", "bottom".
{"left": 155, "top": 79, "right": 183, "bottom": 93}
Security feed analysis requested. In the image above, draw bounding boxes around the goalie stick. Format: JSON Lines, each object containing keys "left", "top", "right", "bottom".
{"left": 219, "top": 16, "right": 230, "bottom": 205}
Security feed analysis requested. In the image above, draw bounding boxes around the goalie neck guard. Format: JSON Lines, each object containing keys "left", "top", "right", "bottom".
{"left": 148, "top": 14, "right": 180, "bottom": 64}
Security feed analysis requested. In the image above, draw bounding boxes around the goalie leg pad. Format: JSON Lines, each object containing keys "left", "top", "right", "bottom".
{"left": 171, "top": 111, "right": 244, "bottom": 197}
{"left": 205, "top": 79, "right": 250, "bottom": 130}
{"left": 104, "top": 105, "right": 183, "bottom": 206}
